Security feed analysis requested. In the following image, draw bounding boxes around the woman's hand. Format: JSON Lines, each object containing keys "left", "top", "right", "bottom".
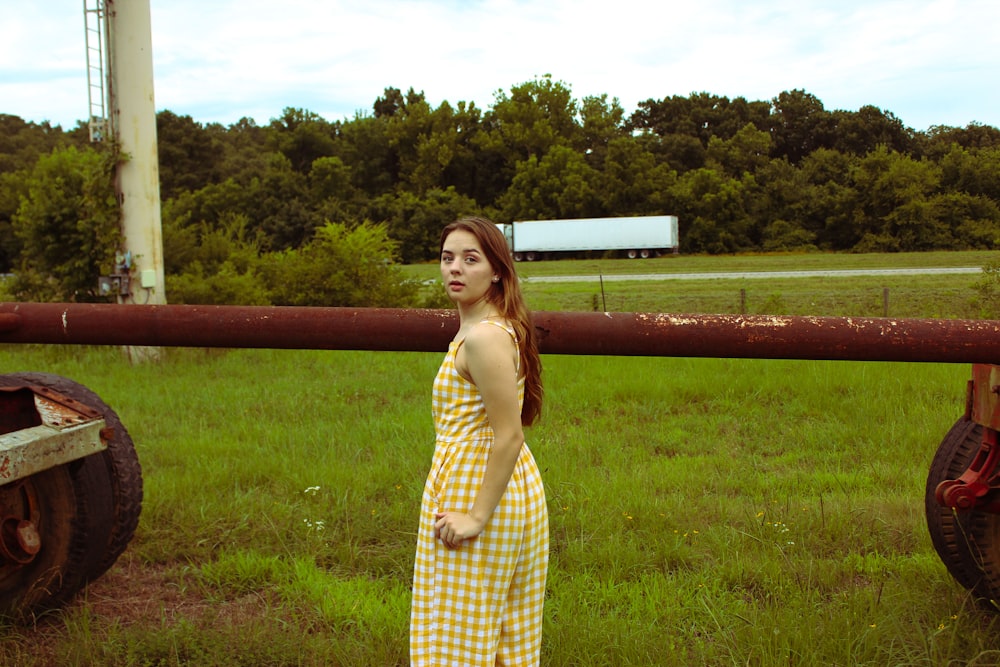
{"left": 434, "top": 511, "right": 485, "bottom": 549}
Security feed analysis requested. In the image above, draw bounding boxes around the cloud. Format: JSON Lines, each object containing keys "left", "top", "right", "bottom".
{"left": 1, "top": 0, "right": 997, "bottom": 131}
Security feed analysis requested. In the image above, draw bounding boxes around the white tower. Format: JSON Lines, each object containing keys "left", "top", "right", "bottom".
{"left": 84, "top": 0, "right": 166, "bottom": 309}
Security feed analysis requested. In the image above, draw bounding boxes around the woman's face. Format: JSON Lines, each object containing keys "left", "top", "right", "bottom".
{"left": 440, "top": 229, "right": 496, "bottom": 307}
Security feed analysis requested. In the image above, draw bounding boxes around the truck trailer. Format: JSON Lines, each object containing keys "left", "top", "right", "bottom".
{"left": 497, "top": 215, "right": 679, "bottom": 261}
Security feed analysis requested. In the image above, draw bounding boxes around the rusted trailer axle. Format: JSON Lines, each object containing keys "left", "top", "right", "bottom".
{"left": 2, "top": 302, "right": 1000, "bottom": 363}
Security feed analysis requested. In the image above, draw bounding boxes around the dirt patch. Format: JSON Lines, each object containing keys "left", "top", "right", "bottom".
{"left": 4, "top": 552, "right": 275, "bottom": 664}
{"left": 77, "top": 554, "right": 212, "bottom": 625}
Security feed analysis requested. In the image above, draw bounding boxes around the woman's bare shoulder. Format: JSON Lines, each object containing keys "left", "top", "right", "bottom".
{"left": 463, "top": 319, "right": 516, "bottom": 354}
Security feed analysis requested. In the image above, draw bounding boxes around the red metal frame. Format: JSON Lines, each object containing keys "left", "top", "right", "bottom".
{"left": 934, "top": 363, "right": 1000, "bottom": 513}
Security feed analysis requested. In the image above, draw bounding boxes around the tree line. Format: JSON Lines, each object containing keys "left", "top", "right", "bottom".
{"left": 1, "top": 76, "right": 999, "bottom": 305}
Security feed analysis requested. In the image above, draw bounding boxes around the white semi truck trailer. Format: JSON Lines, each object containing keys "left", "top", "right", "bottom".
{"left": 496, "top": 215, "right": 680, "bottom": 261}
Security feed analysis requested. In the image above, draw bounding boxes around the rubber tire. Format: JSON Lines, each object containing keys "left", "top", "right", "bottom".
{"left": 526, "top": 252, "right": 538, "bottom": 262}
{"left": 513, "top": 253, "right": 523, "bottom": 262}
{"left": 639, "top": 249, "right": 651, "bottom": 259}
{"left": 925, "top": 417, "right": 1000, "bottom": 602}
{"left": 0, "top": 464, "right": 85, "bottom": 618}
{"left": 0, "top": 373, "right": 142, "bottom": 591}
{"left": 627, "top": 249, "right": 638, "bottom": 259}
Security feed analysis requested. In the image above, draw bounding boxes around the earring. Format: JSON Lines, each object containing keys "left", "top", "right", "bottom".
{"left": 492, "top": 276, "right": 499, "bottom": 283}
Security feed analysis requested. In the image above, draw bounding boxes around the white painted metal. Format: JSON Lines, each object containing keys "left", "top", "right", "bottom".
{"left": 0, "top": 421, "right": 107, "bottom": 487}
{"left": 107, "top": 0, "right": 166, "bottom": 313}
{"left": 502, "top": 216, "right": 681, "bottom": 255}
{"left": 83, "top": 0, "right": 109, "bottom": 142}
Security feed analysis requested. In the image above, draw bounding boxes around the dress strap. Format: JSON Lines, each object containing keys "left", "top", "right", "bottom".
{"left": 479, "top": 319, "right": 520, "bottom": 374}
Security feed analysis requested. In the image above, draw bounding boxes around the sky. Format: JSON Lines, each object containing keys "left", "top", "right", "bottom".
{"left": 2, "top": 0, "right": 999, "bottom": 133}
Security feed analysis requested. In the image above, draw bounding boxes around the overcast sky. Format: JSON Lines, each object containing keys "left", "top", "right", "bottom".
{"left": 2, "top": 0, "right": 998, "bottom": 133}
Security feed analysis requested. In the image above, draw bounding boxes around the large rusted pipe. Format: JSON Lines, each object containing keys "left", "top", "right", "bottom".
{"left": 2, "top": 302, "right": 1000, "bottom": 363}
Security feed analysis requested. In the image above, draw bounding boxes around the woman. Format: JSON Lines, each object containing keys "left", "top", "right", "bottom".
{"left": 410, "top": 216, "right": 548, "bottom": 666}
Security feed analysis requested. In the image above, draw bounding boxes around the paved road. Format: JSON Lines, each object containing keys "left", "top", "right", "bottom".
{"left": 523, "top": 267, "right": 982, "bottom": 283}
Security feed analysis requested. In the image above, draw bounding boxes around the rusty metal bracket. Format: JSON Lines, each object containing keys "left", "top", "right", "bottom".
{"left": 936, "top": 427, "right": 1000, "bottom": 511}
{"left": 931, "top": 364, "right": 1000, "bottom": 513}
{"left": 0, "top": 385, "right": 108, "bottom": 487}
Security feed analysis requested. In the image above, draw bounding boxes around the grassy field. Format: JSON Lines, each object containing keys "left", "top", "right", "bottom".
{"left": 398, "top": 249, "right": 998, "bottom": 282}
{"left": 407, "top": 250, "right": 997, "bottom": 318}
{"left": 3, "top": 251, "right": 1000, "bottom": 665}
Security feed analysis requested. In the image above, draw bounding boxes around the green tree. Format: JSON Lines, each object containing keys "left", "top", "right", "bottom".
{"left": 928, "top": 192, "right": 1000, "bottom": 249}
{"left": 156, "top": 111, "right": 227, "bottom": 199}
{"left": 921, "top": 122, "right": 1000, "bottom": 158}
{"left": 597, "top": 137, "right": 677, "bottom": 215}
{"left": 0, "top": 170, "right": 27, "bottom": 272}
{"left": 366, "top": 187, "right": 480, "bottom": 263}
{"left": 706, "top": 122, "right": 773, "bottom": 177}
{"left": 830, "top": 105, "right": 912, "bottom": 156}
{"left": 761, "top": 219, "right": 818, "bottom": 252}
{"left": 216, "top": 116, "right": 272, "bottom": 184}
{"left": 381, "top": 90, "right": 484, "bottom": 197}
{"left": 577, "top": 94, "right": 627, "bottom": 166}
{"left": 9, "top": 145, "right": 121, "bottom": 301}
{"left": 163, "top": 212, "right": 271, "bottom": 305}
{"left": 333, "top": 112, "right": 396, "bottom": 196}
{"left": 498, "top": 146, "right": 603, "bottom": 221}
{"left": 0, "top": 114, "right": 74, "bottom": 175}
{"left": 670, "top": 167, "right": 756, "bottom": 253}
{"left": 770, "top": 89, "right": 834, "bottom": 163}
{"left": 473, "top": 76, "right": 581, "bottom": 204}
{"left": 849, "top": 146, "right": 942, "bottom": 251}
{"left": 797, "top": 148, "right": 860, "bottom": 250}
{"left": 268, "top": 107, "right": 338, "bottom": 173}
{"left": 939, "top": 145, "right": 1000, "bottom": 202}
{"left": 264, "top": 221, "right": 416, "bottom": 307}
{"left": 309, "top": 155, "right": 364, "bottom": 223}
{"left": 251, "top": 152, "right": 317, "bottom": 249}
{"left": 628, "top": 92, "right": 771, "bottom": 147}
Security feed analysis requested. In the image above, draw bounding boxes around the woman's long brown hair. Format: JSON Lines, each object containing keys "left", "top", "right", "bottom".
{"left": 440, "top": 216, "right": 543, "bottom": 426}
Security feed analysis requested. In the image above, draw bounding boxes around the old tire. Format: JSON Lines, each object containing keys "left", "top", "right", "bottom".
{"left": 0, "top": 464, "right": 87, "bottom": 617}
{"left": 925, "top": 417, "right": 1000, "bottom": 603}
{"left": 0, "top": 373, "right": 142, "bottom": 613}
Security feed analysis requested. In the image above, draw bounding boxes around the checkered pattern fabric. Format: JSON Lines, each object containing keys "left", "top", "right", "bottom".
{"left": 410, "top": 320, "right": 549, "bottom": 666}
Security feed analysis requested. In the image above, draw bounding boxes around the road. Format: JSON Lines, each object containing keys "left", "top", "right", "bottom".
{"left": 522, "top": 267, "right": 982, "bottom": 283}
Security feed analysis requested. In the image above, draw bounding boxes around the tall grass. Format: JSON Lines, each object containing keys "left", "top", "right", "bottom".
{"left": 3, "top": 253, "right": 1000, "bottom": 665}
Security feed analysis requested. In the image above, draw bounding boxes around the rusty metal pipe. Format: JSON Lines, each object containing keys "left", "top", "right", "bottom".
{"left": 2, "top": 302, "right": 1000, "bottom": 363}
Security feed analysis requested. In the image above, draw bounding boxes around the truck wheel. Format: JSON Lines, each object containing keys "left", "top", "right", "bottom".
{"left": 627, "top": 249, "right": 638, "bottom": 259}
{"left": 924, "top": 417, "right": 1000, "bottom": 602}
{"left": 526, "top": 252, "right": 538, "bottom": 261}
{"left": 513, "top": 253, "right": 523, "bottom": 262}
{"left": 639, "top": 249, "right": 651, "bottom": 259}
{"left": 0, "top": 464, "right": 87, "bottom": 617}
{"left": 0, "top": 374, "right": 142, "bottom": 600}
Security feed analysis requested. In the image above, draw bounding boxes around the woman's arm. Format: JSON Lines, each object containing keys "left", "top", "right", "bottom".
{"left": 434, "top": 323, "right": 524, "bottom": 548}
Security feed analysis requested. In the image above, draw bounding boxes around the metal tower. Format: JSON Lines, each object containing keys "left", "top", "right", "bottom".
{"left": 82, "top": 0, "right": 167, "bottom": 363}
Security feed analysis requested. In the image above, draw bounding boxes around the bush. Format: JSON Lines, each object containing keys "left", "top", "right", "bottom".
{"left": 263, "top": 221, "right": 418, "bottom": 307}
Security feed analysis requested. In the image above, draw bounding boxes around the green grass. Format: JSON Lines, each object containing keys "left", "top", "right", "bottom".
{"left": 399, "top": 248, "right": 997, "bottom": 281}
{"left": 407, "top": 249, "right": 996, "bottom": 317}
{"left": 3, "top": 251, "right": 1000, "bottom": 665}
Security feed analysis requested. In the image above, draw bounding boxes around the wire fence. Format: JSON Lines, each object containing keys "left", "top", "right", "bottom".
{"left": 527, "top": 285, "right": 983, "bottom": 320}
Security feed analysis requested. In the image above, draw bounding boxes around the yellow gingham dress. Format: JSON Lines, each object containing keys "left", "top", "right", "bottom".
{"left": 410, "top": 319, "right": 549, "bottom": 666}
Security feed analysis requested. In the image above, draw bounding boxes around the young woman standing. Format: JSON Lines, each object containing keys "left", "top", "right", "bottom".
{"left": 410, "top": 217, "right": 548, "bottom": 666}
